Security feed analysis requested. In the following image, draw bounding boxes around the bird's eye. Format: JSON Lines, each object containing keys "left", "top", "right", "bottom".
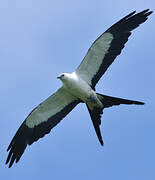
{"left": 61, "top": 74, "right": 64, "bottom": 77}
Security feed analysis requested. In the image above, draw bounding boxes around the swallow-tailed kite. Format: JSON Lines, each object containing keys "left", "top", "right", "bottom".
{"left": 6, "top": 9, "right": 152, "bottom": 168}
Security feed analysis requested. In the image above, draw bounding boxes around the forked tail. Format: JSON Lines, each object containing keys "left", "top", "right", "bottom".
{"left": 86, "top": 93, "right": 144, "bottom": 146}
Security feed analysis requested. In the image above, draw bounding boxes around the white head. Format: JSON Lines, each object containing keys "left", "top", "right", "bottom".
{"left": 57, "top": 72, "right": 77, "bottom": 84}
{"left": 57, "top": 73, "right": 70, "bottom": 82}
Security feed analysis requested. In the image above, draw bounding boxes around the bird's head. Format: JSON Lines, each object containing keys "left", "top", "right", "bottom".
{"left": 57, "top": 73, "right": 70, "bottom": 82}
{"left": 57, "top": 72, "right": 76, "bottom": 85}
{"left": 57, "top": 73, "right": 65, "bottom": 80}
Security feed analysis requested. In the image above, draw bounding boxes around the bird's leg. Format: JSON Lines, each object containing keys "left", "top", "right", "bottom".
{"left": 87, "top": 95, "right": 96, "bottom": 103}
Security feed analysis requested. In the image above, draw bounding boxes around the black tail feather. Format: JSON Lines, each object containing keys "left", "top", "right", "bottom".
{"left": 86, "top": 104, "right": 104, "bottom": 146}
{"left": 86, "top": 93, "right": 144, "bottom": 146}
{"left": 97, "top": 93, "right": 144, "bottom": 108}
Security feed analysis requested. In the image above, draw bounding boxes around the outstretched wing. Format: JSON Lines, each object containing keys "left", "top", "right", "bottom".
{"left": 76, "top": 9, "right": 152, "bottom": 89}
{"left": 6, "top": 87, "right": 80, "bottom": 168}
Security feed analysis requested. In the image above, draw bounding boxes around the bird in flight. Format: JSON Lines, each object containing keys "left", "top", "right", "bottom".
{"left": 6, "top": 9, "right": 152, "bottom": 168}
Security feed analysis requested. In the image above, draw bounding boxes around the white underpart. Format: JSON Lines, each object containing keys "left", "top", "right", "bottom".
{"left": 62, "top": 72, "right": 93, "bottom": 101}
{"left": 25, "top": 87, "right": 77, "bottom": 128}
{"left": 61, "top": 72, "right": 103, "bottom": 107}
{"left": 76, "top": 32, "right": 113, "bottom": 86}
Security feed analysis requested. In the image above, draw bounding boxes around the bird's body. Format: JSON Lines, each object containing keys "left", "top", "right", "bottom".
{"left": 58, "top": 72, "right": 102, "bottom": 108}
{"left": 6, "top": 9, "right": 152, "bottom": 168}
{"left": 59, "top": 72, "right": 93, "bottom": 101}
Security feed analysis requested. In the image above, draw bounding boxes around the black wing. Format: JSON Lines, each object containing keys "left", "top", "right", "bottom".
{"left": 6, "top": 87, "right": 80, "bottom": 168}
{"left": 76, "top": 9, "right": 152, "bottom": 89}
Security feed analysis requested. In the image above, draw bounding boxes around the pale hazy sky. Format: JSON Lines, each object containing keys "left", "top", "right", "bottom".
{"left": 0, "top": 1, "right": 155, "bottom": 179}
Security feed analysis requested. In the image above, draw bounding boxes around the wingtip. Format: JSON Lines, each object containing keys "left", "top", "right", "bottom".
{"left": 144, "top": 8, "right": 153, "bottom": 13}
{"left": 143, "top": 9, "right": 149, "bottom": 12}
{"left": 140, "top": 9, "right": 153, "bottom": 16}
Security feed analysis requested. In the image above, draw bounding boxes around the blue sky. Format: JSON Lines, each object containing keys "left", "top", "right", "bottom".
{"left": 0, "top": 0, "right": 155, "bottom": 179}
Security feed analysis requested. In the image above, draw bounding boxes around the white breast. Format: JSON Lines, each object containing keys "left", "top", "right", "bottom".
{"left": 63, "top": 72, "right": 93, "bottom": 102}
